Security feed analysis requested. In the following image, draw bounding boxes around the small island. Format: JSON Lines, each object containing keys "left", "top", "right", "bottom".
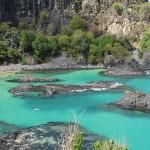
{"left": 114, "top": 91, "right": 150, "bottom": 112}
{"left": 9, "top": 81, "right": 124, "bottom": 97}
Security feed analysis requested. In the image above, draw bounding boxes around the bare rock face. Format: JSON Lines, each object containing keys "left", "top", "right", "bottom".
{"left": 0, "top": 0, "right": 148, "bottom": 37}
{"left": 107, "top": 19, "right": 146, "bottom": 38}
{"left": 139, "top": 52, "right": 150, "bottom": 70}
{"left": 115, "top": 91, "right": 150, "bottom": 112}
{"left": 82, "top": 0, "right": 100, "bottom": 16}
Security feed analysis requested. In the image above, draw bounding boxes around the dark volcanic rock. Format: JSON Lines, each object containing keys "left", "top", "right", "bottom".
{"left": 6, "top": 75, "right": 61, "bottom": 83}
{"left": 115, "top": 91, "right": 150, "bottom": 112}
{"left": 0, "top": 122, "right": 100, "bottom": 150}
{"left": 9, "top": 81, "right": 124, "bottom": 97}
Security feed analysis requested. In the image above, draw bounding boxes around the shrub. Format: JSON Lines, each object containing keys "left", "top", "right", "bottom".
{"left": 0, "top": 22, "right": 10, "bottom": 36}
{"left": 140, "top": 2, "right": 150, "bottom": 13}
{"left": 112, "top": 2, "right": 124, "bottom": 15}
{"left": 72, "top": 131, "right": 83, "bottom": 150}
{"left": 4, "top": 27, "right": 19, "bottom": 49}
{"left": 93, "top": 140, "right": 128, "bottom": 150}
{"left": 20, "top": 30, "right": 36, "bottom": 53}
{"left": 7, "top": 47, "right": 21, "bottom": 64}
{"left": 57, "top": 35, "right": 71, "bottom": 51}
{"left": 140, "top": 26, "right": 150, "bottom": 51}
{"left": 48, "top": 36, "right": 59, "bottom": 56}
{"left": 39, "top": 11, "right": 49, "bottom": 24}
{"left": 0, "top": 41, "right": 8, "bottom": 64}
{"left": 32, "top": 34, "right": 56, "bottom": 63}
{"left": 69, "top": 16, "right": 88, "bottom": 31}
{"left": 88, "top": 44, "right": 103, "bottom": 64}
{"left": 71, "top": 30, "right": 94, "bottom": 59}
{"left": 87, "top": 35, "right": 130, "bottom": 65}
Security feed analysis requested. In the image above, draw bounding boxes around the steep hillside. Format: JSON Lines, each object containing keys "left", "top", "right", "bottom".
{"left": 0, "top": 0, "right": 149, "bottom": 35}
{"left": 0, "top": 0, "right": 149, "bottom": 68}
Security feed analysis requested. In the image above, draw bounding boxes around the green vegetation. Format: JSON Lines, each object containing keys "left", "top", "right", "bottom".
{"left": 140, "top": 26, "right": 150, "bottom": 52}
{"left": 70, "top": 129, "right": 127, "bottom": 150}
{"left": 112, "top": 2, "right": 124, "bottom": 15}
{"left": 33, "top": 34, "right": 58, "bottom": 63}
{"left": 93, "top": 140, "right": 128, "bottom": 150}
{"left": 130, "top": 2, "right": 150, "bottom": 15}
{"left": 0, "top": 14, "right": 146, "bottom": 65}
{"left": 69, "top": 16, "right": 88, "bottom": 31}
{"left": 88, "top": 35, "right": 130, "bottom": 64}
{"left": 72, "top": 131, "right": 83, "bottom": 150}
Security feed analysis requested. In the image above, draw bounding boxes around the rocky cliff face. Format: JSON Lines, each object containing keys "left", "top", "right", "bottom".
{"left": 0, "top": 0, "right": 149, "bottom": 36}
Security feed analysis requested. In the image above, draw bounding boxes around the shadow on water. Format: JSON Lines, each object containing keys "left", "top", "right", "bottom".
{"left": 0, "top": 121, "right": 20, "bottom": 136}
{"left": 85, "top": 103, "right": 150, "bottom": 119}
{"left": 18, "top": 91, "right": 124, "bottom": 112}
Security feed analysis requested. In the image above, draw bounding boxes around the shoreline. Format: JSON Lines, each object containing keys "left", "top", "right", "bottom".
{"left": 0, "top": 64, "right": 104, "bottom": 74}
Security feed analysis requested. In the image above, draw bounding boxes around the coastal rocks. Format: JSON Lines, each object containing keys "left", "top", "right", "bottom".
{"left": 0, "top": 62, "right": 100, "bottom": 73}
{"left": 6, "top": 76, "right": 60, "bottom": 83}
{"left": 115, "top": 91, "right": 150, "bottom": 112}
{"left": 0, "top": 122, "right": 100, "bottom": 150}
{"left": 9, "top": 81, "right": 124, "bottom": 97}
{"left": 104, "top": 66, "right": 144, "bottom": 76}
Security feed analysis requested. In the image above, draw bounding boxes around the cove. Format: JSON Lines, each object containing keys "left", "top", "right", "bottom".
{"left": 0, "top": 69, "right": 150, "bottom": 150}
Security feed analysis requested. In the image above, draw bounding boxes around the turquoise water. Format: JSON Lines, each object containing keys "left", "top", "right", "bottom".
{"left": 0, "top": 69, "right": 150, "bottom": 150}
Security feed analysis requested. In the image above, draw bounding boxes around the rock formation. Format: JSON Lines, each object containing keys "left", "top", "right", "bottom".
{"left": 0, "top": 122, "right": 100, "bottom": 150}
{"left": 103, "top": 66, "right": 145, "bottom": 76}
{"left": 9, "top": 81, "right": 124, "bottom": 97}
{"left": 114, "top": 91, "right": 150, "bottom": 112}
{"left": 0, "top": 0, "right": 149, "bottom": 36}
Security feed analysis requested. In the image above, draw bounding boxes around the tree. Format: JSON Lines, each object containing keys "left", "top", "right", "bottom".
{"left": 7, "top": 47, "right": 21, "bottom": 64}
{"left": 57, "top": 35, "right": 71, "bottom": 51}
{"left": 20, "top": 30, "right": 36, "bottom": 53}
{"left": 39, "top": 11, "right": 49, "bottom": 25}
{"left": 88, "top": 44, "right": 103, "bottom": 64}
{"left": 48, "top": 36, "right": 59, "bottom": 56}
{"left": 4, "top": 27, "right": 19, "bottom": 49}
{"left": 88, "top": 34, "right": 129, "bottom": 63}
{"left": 0, "top": 22, "right": 10, "bottom": 36}
{"left": 32, "top": 34, "right": 54, "bottom": 63}
{"left": 69, "top": 16, "right": 88, "bottom": 31}
{"left": 71, "top": 30, "right": 95, "bottom": 60}
{"left": 0, "top": 41, "right": 7, "bottom": 64}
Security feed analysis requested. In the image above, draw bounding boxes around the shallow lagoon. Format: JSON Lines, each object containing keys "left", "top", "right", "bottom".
{"left": 0, "top": 69, "right": 150, "bottom": 150}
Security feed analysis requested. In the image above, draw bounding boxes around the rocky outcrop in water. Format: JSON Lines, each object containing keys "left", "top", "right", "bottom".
{"left": 9, "top": 81, "right": 124, "bottom": 97}
{"left": 6, "top": 75, "right": 61, "bottom": 83}
{"left": 0, "top": 122, "right": 100, "bottom": 150}
{"left": 104, "top": 66, "right": 145, "bottom": 76}
{"left": 114, "top": 91, "right": 150, "bottom": 112}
